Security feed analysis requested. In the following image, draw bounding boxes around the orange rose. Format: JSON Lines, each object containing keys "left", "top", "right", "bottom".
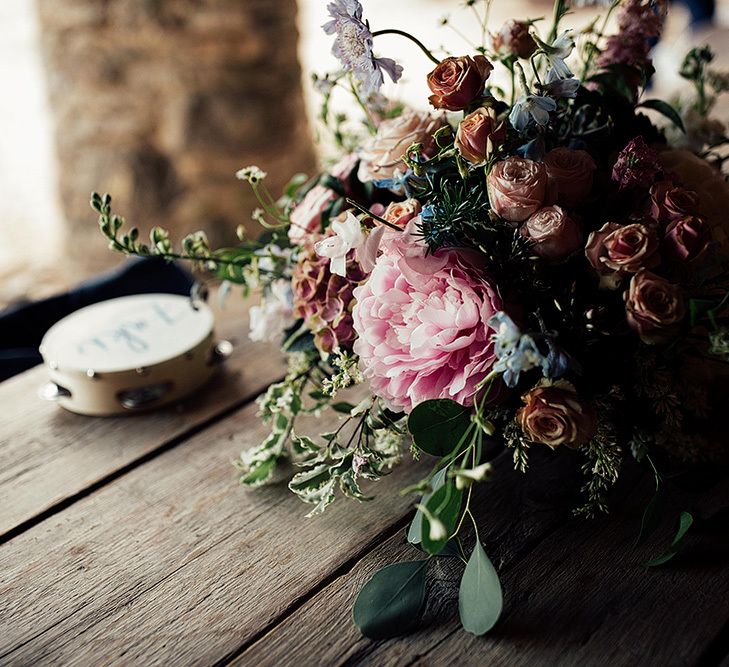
{"left": 427, "top": 55, "right": 493, "bottom": 111}
{"left": 455, "top": 107, "right": 506, "bottom": 165}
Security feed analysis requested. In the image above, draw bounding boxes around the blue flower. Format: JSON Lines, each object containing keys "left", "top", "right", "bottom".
{"left": 539, "top": 69, "right": 580, "bottom": 99}
{"left": 533, "top": 30, "right": 576, "bottom": 80}
{"left": 323, "top": 1, "right": 403, "bottom": 96}
{"left": 489, "top": 312, "right": 574, "bottom": 388}
{"left": 509, "top": 94, "right": 557, "bottom": 131}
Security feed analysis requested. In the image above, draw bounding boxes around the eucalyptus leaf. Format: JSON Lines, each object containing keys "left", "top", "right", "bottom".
{"left": 645, "top": 511, "right": 694, "bottom": 567}
{"left": 422, "top": 481, "right": 463, "bottom": 555}
{"left": 407, "top": 468, "right": 447, "bottom": 545}
{"left": 638, "top": 99, "right": 686, "bottom": 133}
{"left": 407, "top": 399, "right": 471, "bottom": 457}
{"left": 331, "top": 402, "right": 356, "bottom": 414}
{"left": 353, "top": 561, "right": 428, "bottom": 639}
{"left": 459, "top": 541, "right": 503, "bottom": 635}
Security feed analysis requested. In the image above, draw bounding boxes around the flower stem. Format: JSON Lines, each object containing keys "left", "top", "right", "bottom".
{"left": 372, "top": 29, "right": 440, "bottom": 66}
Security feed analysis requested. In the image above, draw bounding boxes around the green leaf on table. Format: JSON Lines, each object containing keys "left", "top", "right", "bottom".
{"left": 421, "top": 481, "right": 463, "bottom": 556}
{"left": 331, "top": 402, "right": 356, "bottom": 414}
{"left": 637, "top": 99, "right": 686, "bottom": 132}
{"left": 459, "top": 541, "right": 503, "bottom": 635}
{"left": 634, "top": 484, "right": 665, "bottom": 549}
{"left": 645, "top": 511, "right": 694, "bottom": 567}
{"left": 353, "top": 560, "right": 428, "bottom": 639}
{"left": 407, "top": 468, "right": 447, "bottom": 545}
{"left": 407, "top": 399, "right": 471, "bottom": 457}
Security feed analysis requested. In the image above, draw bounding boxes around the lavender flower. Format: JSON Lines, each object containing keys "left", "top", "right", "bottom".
{"left": 539, "top": 69, "right": 580, "bottom": 99}
{"left": 509, "top": 94, "right": 557, "bottom": 131}
{"left": 323, "top": 0, "right": 403, "bottom": 96}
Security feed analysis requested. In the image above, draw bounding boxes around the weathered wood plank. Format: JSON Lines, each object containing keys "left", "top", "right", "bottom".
{"left": 0, "top": 296, "right": 283, "bottom": 539}
{"left": 0, "top": 395, "right": 428, "bottom": 666}
{"left": 231, "top": 450, "right": 588, "bottom": 666}
{"left": 233, "top": 457, "right": 729, "bottom": 667}
{"left": 412, "top": 475, "right": 729, "bottom": 667}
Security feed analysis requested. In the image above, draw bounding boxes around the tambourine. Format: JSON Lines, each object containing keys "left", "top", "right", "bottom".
{"left": 39, "top": 293, "right": 232, "bottom": 416}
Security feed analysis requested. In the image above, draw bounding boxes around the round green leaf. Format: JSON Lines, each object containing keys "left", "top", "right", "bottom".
{"left": 459, "top": 541, "right": 503, "bottom": 635}
{"left": 353, "top": 561, "right": 428, "bottom": 639}
{"left": 408, "top": 399, "right": 471, "bottom": 457}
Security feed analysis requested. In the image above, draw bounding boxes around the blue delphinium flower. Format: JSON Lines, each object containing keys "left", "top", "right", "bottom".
{"left": 509, "top": 94, "right": 557, "bottom": 131}
{"left": 489, "top": 312, "right": 574, "bottom": 388}
{"left": 539, "top": 69, "right": 580, "bottom": 99}
{"left": 323, "top": 1, "right": 403, "bottom": 96}
{"left": 532, "top": 30, "right": 576, "bottom": 80}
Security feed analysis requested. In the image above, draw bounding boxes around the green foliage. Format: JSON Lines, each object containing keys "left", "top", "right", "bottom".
{"left": 407, "top": 468, "right": 447, "bottom": 545}
{"left": 459, "top": 541, "right": 503, "bottom": 635}
{"left": 407, "top": 399, "right": 472, "bottom": 458}
{"left": 421, "top": 481, "right": 463, "bottom": 555}
{"left": 645, "top": 511, "right": 694, "bottom": 567}
{"left": 637, "top": 99, "right": 685, "bottom": 133}
{"left": 353, "top": 561, "right": 428, "bottom": 639}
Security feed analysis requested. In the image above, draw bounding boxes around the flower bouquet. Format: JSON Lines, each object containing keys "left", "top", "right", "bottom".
{"left": 91, "top": 0, "right": 729, "bottom": 639}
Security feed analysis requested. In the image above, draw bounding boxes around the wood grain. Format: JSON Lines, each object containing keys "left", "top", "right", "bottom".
{"left": 0, "top": 393, "right": 429, "bottom": 666}
{"left": 0, "top": 295, "right": 283, "bottom": 539}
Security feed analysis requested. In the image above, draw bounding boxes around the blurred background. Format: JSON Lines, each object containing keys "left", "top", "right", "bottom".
{"left": 1, "top": 0, "right": 727, "bottom": 308}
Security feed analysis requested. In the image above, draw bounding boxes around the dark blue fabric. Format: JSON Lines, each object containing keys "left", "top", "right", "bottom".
{"left": 0, "top": 258, "right": 194, "bottom": 381}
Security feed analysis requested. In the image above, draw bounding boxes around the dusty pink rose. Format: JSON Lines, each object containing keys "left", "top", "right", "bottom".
{"left": 352, "top": 228, "right": 502, "bottom": 413}
{"left": 585, "top": 221, "right": 659, "bottom": 289}
{"left": 517, "top": 380, "right": 597, "bottom": 449}
{"left": 663, "top": 215, "right": 712, "bottom": 262}
{"left": 292, "top": 240, "right": 366, "bottom": 354}
{"left": 650, "top": 181, "right": 699, "bottom": 224}
{"left": 487, "top": 157, "right": 548, "bottom": 223}
{"left": 490, "top": 20, "right": 537, "bottom": 59}
{"left": 455, "top": 107, "right": 506, "bottom": 165}
{"left": 382, "top": 199, "right": 422, "bottom": 228}
{"left": 544, "top": 148, "right": 597, "bottom": 208}
{"left": 427, "top": 55, "right": 494, "bottom": 111}
{"left": 625, "top": 270, "right": 685, "bottom": 343}
{"left": 358, "top": 109, "right": 444, "bottom": 184}
{"left": 288, "top": 185, "right": 337, "bottom": 245}
{"left": 522, "top": 206, "right": 583, "bottom": 261}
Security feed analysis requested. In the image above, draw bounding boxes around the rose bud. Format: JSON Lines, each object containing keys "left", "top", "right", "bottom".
{"left": 663, "top": 215, "right": 712, "bottom": 262}
{"left": 382, "top": 198, "right": 422, "bottom": 228}
{"left": 487, "top": 157, "right": 548, "bottom": 223}
{"left": 625, "top": 270, "right": 685, "bottom": 344}
{"left": 490, "top": 19, "right": 537, "bottom": 60}
{"left": 650, "top": 181, "right": 699, "bottom": 224}
{"left": 427, "top": 55, "right": 494, "bottom": 111}
{"left": 288, "top": 185, "right": 336, "bottom": 245}
{"left": 585, "top": 222, "right": 660, "bottom": 289}
{"left": 522, "top": 205, "right": 583, "bottom": 261}
{"left": 544, "top": 147, "right": 597, "bottom": 208}
{"left": 517, "top": 380, "right": 597, "bottom": 449}
{"left": 455, "top": 106, "right": 506, "bottom": 165}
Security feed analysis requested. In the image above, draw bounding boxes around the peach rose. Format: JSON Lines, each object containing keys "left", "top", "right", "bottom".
{"left": 455, "top": 107, "right": 506, "bottom": 165}
{"left": 490, "top": 20, "right": 537, "bottom": 59}
{"left": 522, "top": 206, "right": 583, "bottom": 261}
{"left": 427, "top": 55, "right": 494, "bottom": 111}
{"left": 487, "top": 157, "right": 548, "bottom": 223}
{"left": 650, "top": 181, "right": 699, "bottom": 224}
{"left": 517, "top": 380, "right": 597, "bottom": 449}
{"left": 585, "top": 222, "right": 659, "bottom": 289}
{"left": 544, "top": 148, "right": 597, "bottom": 208}
{"left": 288, "top": 185, "right": 336, "bottom": 245}
{"left": 358, "top": 109, "right": 444, "bottom": 184}
{"left": 382, "top": 199, "right": 422, "bottom": 228}
{"left": 625, "top": 270, "right": 685, "bottom": 344}
{"left": 663, "top": 215, "right": 712, "bottom": 263}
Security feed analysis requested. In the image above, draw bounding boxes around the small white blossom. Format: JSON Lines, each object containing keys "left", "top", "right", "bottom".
{"left": 314, "top": 212, "right": 384, "bottom": 276}
{"left": 248, "top": 279, "right": 295, "bottom": 342}
{"left": 236, "top": 165, "right": 268, "bottom": 184}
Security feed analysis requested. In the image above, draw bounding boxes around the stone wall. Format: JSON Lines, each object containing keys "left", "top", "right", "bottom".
{"left": 36, "top": 0, "right": 316, "bottom": 270}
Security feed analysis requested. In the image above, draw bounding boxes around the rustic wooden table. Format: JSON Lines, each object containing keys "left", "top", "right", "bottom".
{"left": 1, "top": 303, "right": 728, "bottom": 667}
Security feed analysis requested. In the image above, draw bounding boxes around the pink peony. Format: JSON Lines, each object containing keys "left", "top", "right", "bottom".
{"left": 352, "top": 226, "right": 502, "bottom": 413}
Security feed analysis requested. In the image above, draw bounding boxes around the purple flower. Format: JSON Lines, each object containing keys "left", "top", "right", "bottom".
{"left": 611, "top": 136, "right": 661, "bottom": 190}
{"left": 323, "top": 0, "right": 403, "bottom": 96}
{"left": 539, "top": 70, "right": 580, "bottom": 99}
